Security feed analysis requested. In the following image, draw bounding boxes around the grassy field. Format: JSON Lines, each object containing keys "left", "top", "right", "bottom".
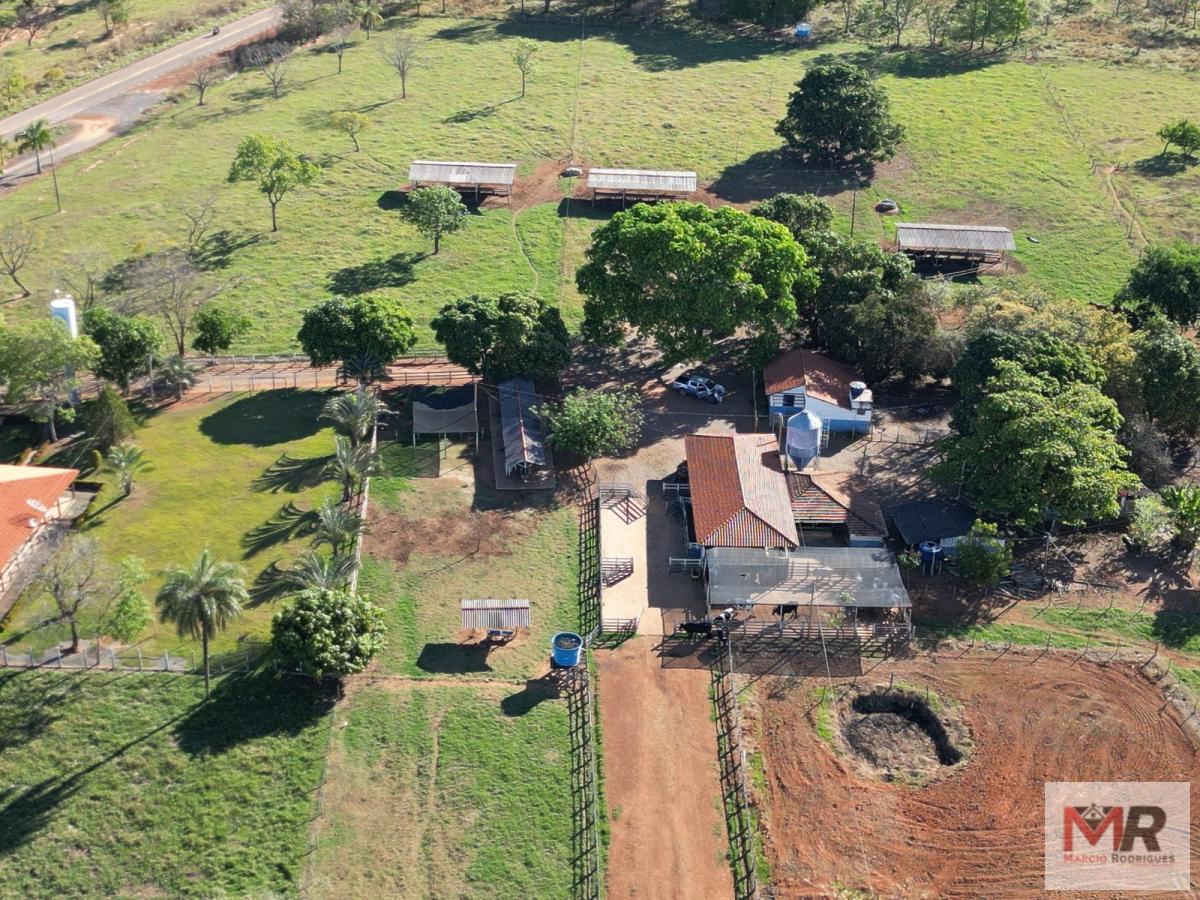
{"left": 0, "top": 0, "right": 272, "bottom": 114}
{"left": 4, "top": 18, "right": 1199, "bottom": 351}
{"left": 1, "top": 390, "right": 342, "bottom": 657}
{"left": 0, "top": 667, "right": 332, "bottom": 897}
{"left": 304, "top": 683, "right": 573, "bottom": 898}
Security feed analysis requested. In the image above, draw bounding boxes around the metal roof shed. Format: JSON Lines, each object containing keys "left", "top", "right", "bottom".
{"left": 408, "top": 160, "right": 517, "bottom": 198}
{"left": 460, "top": 599, "right": 532, "bottom": 630}
{"left": 498, "top": 378, "right": 546, "bottom": 476}
{"left": 884, "top": 499, "right": 975, "bottom": 546}
{"left": 587, "top": 168, "right": 698, "bottom": 205}
{"left": 705, "top": 546, "right": 910, "bottom": 610}
{"left": 896, "top": 223, "right": 1016, "bottom": 262}
{"left": 412, "top": 384, "right": 479, "bottom": 440}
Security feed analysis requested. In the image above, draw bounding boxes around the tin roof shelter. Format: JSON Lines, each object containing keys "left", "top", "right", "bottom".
{"left": 884, "top": 499, "right": 975, "bottom": 546}
{"left": 896, "top": 223, "right": 1015, "bottom": 263}
{"left": 498, "top": 378, "right": 546, "bottom": 476}
{"left": 408, "top": 160, "right": 517, "bottom": 198}
{"left": 460, "top": 599, "right": 532, "bottom": 630}
{"left": 787, "top": 472, "right": 883, "bottom": 542}
{"left": 0, "top": 464, "right": 78, "bottom": 595}
{"left": 685, "top": 433, "right": 798, "bottom": 549}
{"left": 705, "top": 546, "right": 910, "bottom": 610}
{"left": 587, "top": 168, "right": 697, "bottom": 205}
{"left": 411, "top": 384, "right": 478, "bottom": 442}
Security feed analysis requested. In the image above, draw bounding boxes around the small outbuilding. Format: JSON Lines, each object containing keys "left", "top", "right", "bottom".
{"left": 764, "top": 349, "right": 874, "bottom": 436}
{"left": 586, "top": 168, "right": 698, "bottom": 206}
{"left": 896, "top": 223, "right": 1015, "bottom": 265}
{"left": 498, "top": 378, "right": 546, "bottom": 478}
{"left": 408, "top": 160, "right": 517, "bottom": 199}
{"left": 411, "top": 383, "right": 479, "bottom": 448}
{"left": 884, "top": 499, "right": 975, "bottom": 550}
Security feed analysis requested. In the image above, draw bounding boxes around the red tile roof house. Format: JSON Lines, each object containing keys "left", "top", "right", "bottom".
{"left": 0, "top": 464, "right": 80, "bottom": 599}
{"left": 763, "top": 349, "right": 874, "bottom": 435}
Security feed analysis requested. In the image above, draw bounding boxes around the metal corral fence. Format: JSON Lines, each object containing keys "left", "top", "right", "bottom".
{"left": 0, "top": 640, "right": 267, "bottom": 675}
{"left": 578, "top": 492, "right": 602, "bottom": 643}
{"left": 711, "top": 640, "right": 759, "bottom": 900}
{"left": 566, "top": 664, "right": 603, "bottom": 900}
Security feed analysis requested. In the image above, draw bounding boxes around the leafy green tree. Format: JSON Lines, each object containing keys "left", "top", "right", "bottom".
{"left": 159, "top": 355, "right": 200, "bottom": 401}
{"left": 271, "top": 588, "right": 386, "bottom": 679}
{"left": 1119, "top": 416, "right": 1173, "bottom": 490}
{"left": 750, "top": 193, "right": 834, "bottom": 241}
{"left": 726, "top": 0, "right": 818, "bottom": 27}
{"left": 33, "top": 534, "right": 115, "bottom": 655}
{"left": 192, "top": 305, "right": 251, "bottom": 355}
{"left": 1132, "top": 315, "right": 1200, "bottom": 437}
{"left": 514, "top": 39, "right": 538, "bottom": 97}
{"left": 950, "top": 328, "right": 1105, "bottom": 433}
{"left": 1162, "top": 486, "right": 1200, "bottom": 565}
{"left": 329, "top": 110, "right": 371, "bottom": 152}
{"left": 16, "top": 118, "right": 53, "bottom": 175}
{"left": 0, "top": 319, "right": 100, "bottom": 441}
{"left": 104, "top": 444, "right": 149, "bottom": 496}
{"left": 104, "top": 556, "right": 153, "bottom": 644}
{"left": 951, "top": 0, "right": 1029, "bottom": 48}
{"left": 98, "top": 0, "right": 130, "bottom": 36}
{"left": 775, "top": 63, "right": 904, "bottom": 166}
{"left": 1156, "top": 119, "right": 1200, "bottom": 159}
{"left": 577, "top": 202, "right": 813, "bottom": 364}
{"left": 314, "top": 495, "right": 369, "bottom": 551}
{"left": 280, "top": 550, "right": 356, "bottom": 592}
{"left": 1126, "top": 494, "right": 1174, "bottom": 554}
{"left": 954, "top": 521, "right": 1013, "bottom": 587}
{"left": 82, "top": 384, "right": 137, "bottom": 451}
{"left": 82, "top": 307, "right": 161, "bottom": 393}
{"left": 227, "top": 134, "right": 320, "bottom": 232}
{"left": 830, "top": 281, "right": 938, "bottom": 382}
{"left": 401, "top": 185, "right": 468, "bottom": 255}
{"left": 432, "top": 292, "right": 571, "bottom": 383}
{"left": 1116, "top": 241, "right": 1200, "bottom": 328}
{"left": 320, "top": 386, "right": 385, "bottom": 448}
{"left": 1, "top": 68, "right": 30, "bottom": 112}
{"left": 322, "top": 439, "right": 380, "bottom": 504}
{"left": 297, "top": 295, "right": 417, "bottom": 382}
{"left": 543, "top": 386, "right": 644, "bottom": 460}
{"left": 935, "top": 362, "right": 1136, "bottom": 526}
{"left": 156, "top": 550, "right": 248, "bottom": 699}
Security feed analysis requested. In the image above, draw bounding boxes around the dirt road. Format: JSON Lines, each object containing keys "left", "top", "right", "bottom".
{"left": 598, "top": 638, "right": 733, "bottom": 899}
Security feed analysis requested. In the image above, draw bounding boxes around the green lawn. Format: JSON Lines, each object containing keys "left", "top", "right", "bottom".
{"left": 1, "top": 390, "right": 342, "bottom": 657}
{"left": 5, "top": 18, "right": 1198, "bottom": 351}
{"left": 0, "top": 667, "right": 332, "bottom": 898}
{"left": 304, "top": 683, "right": 573, "bottom": 899}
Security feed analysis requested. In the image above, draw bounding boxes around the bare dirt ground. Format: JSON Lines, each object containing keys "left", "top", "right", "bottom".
{"left": 753, "top": 654, "right": 1200, "bottom": 897}
{"left": 598, "top": 638, "right": 734, "bottom": 900}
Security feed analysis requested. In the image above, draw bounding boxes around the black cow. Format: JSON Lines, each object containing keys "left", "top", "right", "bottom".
{"left": 772, "top": 603, "right": 799, "bottom": 618}
{"left": 678, "top": 621, "right": 712, "bottom": 637}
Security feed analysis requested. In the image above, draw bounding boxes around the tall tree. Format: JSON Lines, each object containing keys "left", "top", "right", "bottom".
{"left": 248, "top": 41, "right": 294, "bottom": 100}
{"left": 82, "top": 307, "right": 161, "bottom": 393}
{"left": 750, "top": 193, "right": 834, "bottom": 241}
{"left": 577, "top": 202, "right": 813, "bottom": 364}
{"left": 33, "top": 533, "right": 117, "bottom": 655}
{"left": 191, "top": 64, "right": 227, "bottom": 107}
{"left": 1132, "top": 315, "right": 1200, "bottom": 438}
{"left": 297, "top": 294, "right": 417, "bottom": 382}
{"left": 360, "top": 2, "right": 383, "bottom": 37}
{"left": 322, "top": 438, "right": 380, "bottom": 504}
{"left": 400, "top": 185, "right": 468, "bottom": 254}
{"left": 271, "top": 588, "right": 386, "bottom": 679}
{"left": 543, "top": 386, "right": 644, "bottom": 461}
{"left": 328, "top": 110, "right": 371, "bottom": 152}
{"left": 0, "top": 319, "right": 100, "bottom": 441}
{"left": 82, "top": 384, "right": 137, "bottom": 451}
{"left": 227, "top": 134, "right": 320, "bottom": 232}
{"left": 16, "top": 118, "right": 53, "bottom": 175}
{"left": 321, "top": 386, "right": 385, "bottom": 448}
{"left": 513, "top": 39, "right": 538, "bottom": 98}
{"left": 380, "top": 35, "right": 420, "bottom": 99}
{"left": 775, "top": 63, "right": 904, "bottom": 167}
{"left": 192, "top": 305, "right": 251, "bottom": 355}
{"left": 329, "top": 21, "right": 356, "bottom": 74}
{"left": 97, "top": 0, "right": 130, "bottom": 37}
{"left": 16, "top": 5, "right": 50, "bottom": 48}
{"left": 432, "top": 292, "right": 571, "bottom": 383}
{"left": 156, "top": 550, "right": 248, "bottom": 700}
{"left": 107, "top": 249, "right": 227, "bottom": 356}
{"left": 1116, "top": 241, "right": 1200, "bottom": 328}
{"left": 0, "top": 222, "right": 37, "bottom": 296}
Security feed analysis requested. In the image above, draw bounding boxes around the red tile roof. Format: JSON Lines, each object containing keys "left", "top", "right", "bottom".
{"left": 763, "top": 349, "right": 860, "bottom": 407}
{"left": 685, "top": 434, "right": 798, "bottom": 549}
{"left": 787, "top": 471, "right": 883, "bottom": 536}
{"left": 0, "top": 465, "right": 78, "bottom": 575}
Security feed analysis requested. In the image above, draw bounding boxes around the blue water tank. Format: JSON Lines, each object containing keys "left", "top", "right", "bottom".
{"left": 918, "top": 541, "right": 942, "bottom": 563}
{"left": 795, "top": 22, "right": 812, "bottom": 38}
{"left": 552, "top": 632, "right": 583, "bottom": 667}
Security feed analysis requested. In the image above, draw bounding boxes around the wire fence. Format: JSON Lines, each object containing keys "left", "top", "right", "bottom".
{"left": 711, "top": 640, "right": 759, "bottom": 900}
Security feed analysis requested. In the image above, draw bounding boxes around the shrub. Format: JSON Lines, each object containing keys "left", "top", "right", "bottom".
{"left": 271, "top": 588, "right": 386, "bottom": 679}
{"left": 1126, "top": 495, "right": 1174, "bottom": 554}
{"left": 955, "top": 521, "right": 1013, "bottom": 588}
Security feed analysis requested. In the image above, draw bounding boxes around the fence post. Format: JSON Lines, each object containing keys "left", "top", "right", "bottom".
{"left": 56, "top": 647, "right": 62, "bottom": 668}
{"left": 191, "top": 652, "right": 196, "bottom": 674}
{"left": 110, "top": 649, "right": 118, "bottom": 671}
{"left": 28, "top": 647, "right": 34, "bottom": 667}
{"left": 1, "top": 644, "right": 6, "bottom": 666}
{"left": 137, "top": 648, "right": 143, "bottom": 672}
{"left": 163, "top": 650, "right": 170, "bottom": 672}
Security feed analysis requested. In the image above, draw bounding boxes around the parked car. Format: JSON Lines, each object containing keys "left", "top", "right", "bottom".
{"left": 670, "top": 373, "right": 726, "bottom": 404}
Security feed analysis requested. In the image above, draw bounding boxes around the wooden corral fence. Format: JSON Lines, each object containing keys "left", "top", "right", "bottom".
{"left": 578, "top": 492, "right": 602, "bottom": 643}
{"left": 711, "top": 640, "right": 759, "bottom": 900}
{"left": 565, "top": 660, "right": 603, "bottom": 900}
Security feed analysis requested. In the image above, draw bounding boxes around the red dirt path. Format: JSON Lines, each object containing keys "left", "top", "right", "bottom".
{"left": 757, "top": 655, "right": 1200, "bottom": 898}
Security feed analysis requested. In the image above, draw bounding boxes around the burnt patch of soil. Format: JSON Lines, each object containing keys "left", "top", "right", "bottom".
{"left": 364, "top": 507, "right": 538, "bottom": 564}
{"left": 840, "top": 687, "right": 968, "bottom": 782}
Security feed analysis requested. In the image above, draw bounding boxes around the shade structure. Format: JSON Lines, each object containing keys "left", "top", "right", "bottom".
{"left": 498, "top": 378, "right": 545, "bottom": 475}
{"left": 884, "top": 499, "right": 975, "bottom": 546}
{"left": 586, "top": 168, "right": 698, "bottom": 194}
{"left": 460, "top": 599, "right": 532, "bottom": 630}
{"left": 408, "top": 160, "right": 517, "bottom": 196}
{"left": 411, "top": 383, "right": 478, "bottom": 436}
{"left": 896, "top": 223, "right": 1015, "bottom": 260}
{"left": 705, "top": 546, "right": 910, "bottom": 609}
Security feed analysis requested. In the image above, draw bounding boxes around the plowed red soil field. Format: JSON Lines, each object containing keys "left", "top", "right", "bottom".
{"left": 757, "top": 655, "right": 1200, "bottom": 898}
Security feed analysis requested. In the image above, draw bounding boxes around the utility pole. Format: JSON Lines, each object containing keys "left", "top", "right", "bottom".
{"left": 849, "top": 188, "right": 857, "bottom": 238}
{"left": 48, "top": 142, "right": 61, "bottom": 213}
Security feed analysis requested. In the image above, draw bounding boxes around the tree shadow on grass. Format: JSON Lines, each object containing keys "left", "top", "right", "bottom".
{"left": 253, "top": 453, "right": 330, "bottom": 493}
{"left": 1132, "top": 152, "right": 1196, "bottom": 178}
{"left": 248, "top": 561, "right": 293, "bottom": 607}
{"left": 327, "top": 251, "right": 422, "bottom": 296}
{"left": 443, "top": 104, "right": 498, "bottom": 125}
{"left": 416, "top": 642, "right": 494, "bottom": 674}
{"left": 432, "top": 22, "right": 502, "bottom": 43}
{"left": 242, "top": 501, "right": 318, "bottom": 557}
{"left": 1152, "top": 588, "right": 1200, "bottom": 651}
{"left": 707, "top": 149, "right": 873, "bottom": 205}
{"left": 189, "top": 229, "right": 264, "bottom": 271}
{"left": 174, "top": 668, "right": 336, "bottom": 756}
{"left": 500, "top": 675, "right": 560, "bottom": 717}
{"left": 199, "top": 390, "right": 328, "bottom": 446}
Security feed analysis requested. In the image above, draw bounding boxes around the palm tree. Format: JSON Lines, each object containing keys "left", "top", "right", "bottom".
{"left": 17, "top": 119, "right": 53, "bottom": 175}
{"left": 104, "top": 444, "right": 149, "bottom": 496}
{"left": 360, "top": 3, "right": 383, "bottom": 37}
{"left": 282, "top": 549, "right": 356, "bottom": 591}
{"left": 323, "top": 435, "right": 381, "bottom": 503}
{"left": 156, "top": 550, "right": 247, "bottom": 699}
{"left": 159, "top": 355, "right": 199, "bottom": 401}
{"left": 313, "top": 497, "right": 367, "bottom": 556}
{"left": 320, "top": 386, "right": 384, "bottom": 448}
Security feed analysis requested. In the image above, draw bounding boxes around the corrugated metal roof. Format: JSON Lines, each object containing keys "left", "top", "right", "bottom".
{"left": 788, "top": 472, "right": 883, "bottom": 535}
{"left": 460, "top": 599, "right": 532, "bottom": 630}
{"left": 409, "top": 160, "right": 517, "bottom": 186}
{"left": 685, "top": 434, "right": 797, "bottom": 549}
{"left": 884, "top": 499, "right": 975, "bottom": 545}
{"left": 764, "top": 349, "right": 860, "bottom": 405}
{"left": 587, "top": 168, "right": 698, "bottom": 193}
{"left": 706, "top": 547, "right": 910, "bottom": 608}
{"left": 896, "top": 223, "right": 1015, "bottom": 253}
{"left": 412, "top": 384, "right": 478, "bottom": 435}
{"left": 498, "top": 378, "right": 546, "bottom": 474}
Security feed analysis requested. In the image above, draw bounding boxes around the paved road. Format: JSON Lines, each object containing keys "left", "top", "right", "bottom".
{"left": 0, "top": 5, "right": 282, "bottom": 143}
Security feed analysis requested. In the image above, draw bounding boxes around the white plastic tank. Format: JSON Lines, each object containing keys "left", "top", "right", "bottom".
{"left": 785, "top": 410, "right": 822, "bottom": 468}
{"left": 49, "top": 291, "right": 78, "bottom": 338}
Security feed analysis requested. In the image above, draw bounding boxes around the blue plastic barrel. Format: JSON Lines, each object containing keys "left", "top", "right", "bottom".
{"left": 552, "top": 632, "right": 583, "bottom": 667}
{"left": 918, "top": 541, "right": 941, "bottom": 563}
{"left": 794, "top": 22, "right": 813, "bottom": 38}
